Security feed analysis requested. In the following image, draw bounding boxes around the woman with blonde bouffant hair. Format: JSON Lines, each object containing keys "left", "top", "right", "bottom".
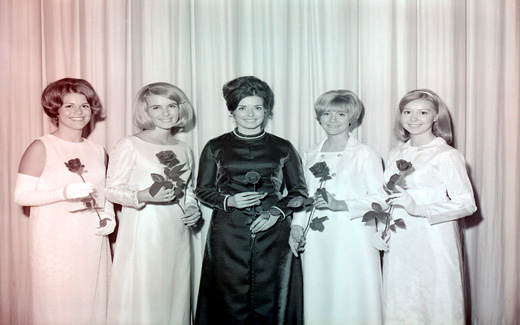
{"left": 106, "top": 82, "right": 200, "bottom": 324}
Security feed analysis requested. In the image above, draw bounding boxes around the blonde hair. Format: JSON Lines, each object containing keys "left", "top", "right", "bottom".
{"left": 314, "top": 90, "right": 364, "bottom": 122}
{"left": 395, "top": 89, "right": 453, "bottom": 144}
{"left": 134, "top": 82, "right": 194, "bottom": 130}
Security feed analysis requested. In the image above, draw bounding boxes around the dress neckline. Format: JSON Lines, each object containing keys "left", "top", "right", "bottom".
{"left": 132, "top": 135, "right": 180, "bottom": 146}
{"left": 232, "top": 128, "right": 266, "bottom": 140}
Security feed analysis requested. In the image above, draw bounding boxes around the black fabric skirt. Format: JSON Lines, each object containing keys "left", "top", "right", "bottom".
{"left": 195, "top": 207, "right": 303, "bottom": 325}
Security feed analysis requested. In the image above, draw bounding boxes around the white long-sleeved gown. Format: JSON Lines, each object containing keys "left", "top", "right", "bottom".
{"left": 382, "top": 137, "right": 477, "bottom": 325}
{"left": 106, "top": 136, "right": 198, "bottom": 325}
{"left": 293, "top": 136, "right": 386, "bottom": 325}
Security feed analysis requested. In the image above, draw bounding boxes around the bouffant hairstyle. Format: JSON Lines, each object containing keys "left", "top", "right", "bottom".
{"left": 314, "top": 90, "right": 364, "bottom": 122}
{"left": 395, "top": 89, "right": 453, "bottom": 144}
{"left": 41, "top": 78, "right": 103, "bottom": 122}
{"left": 133, "top": 82, "right": 194, "bottom": 130}
{"left": 222, "top": 76, "right": 274, "bottom": 113}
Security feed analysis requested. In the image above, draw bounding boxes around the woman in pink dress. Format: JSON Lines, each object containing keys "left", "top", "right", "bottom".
{"left": 14, "top": 78, "right": 115, "bottom": 324}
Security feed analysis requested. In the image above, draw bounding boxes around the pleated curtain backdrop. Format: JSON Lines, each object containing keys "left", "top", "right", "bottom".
{"left": 1, "top": 0, "right": 518, "bottom": 324}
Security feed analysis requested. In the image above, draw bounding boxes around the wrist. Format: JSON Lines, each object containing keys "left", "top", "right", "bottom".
{"left": 411, "top": 204, "right": 429, "bottom": 217}
{"left": 269, "top": 207, "right": 284, "bottom": 221}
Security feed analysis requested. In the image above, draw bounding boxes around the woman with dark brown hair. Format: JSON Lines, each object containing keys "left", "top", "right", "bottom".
{"left": 195, "top": 76, "right": 307, "bottom": 324}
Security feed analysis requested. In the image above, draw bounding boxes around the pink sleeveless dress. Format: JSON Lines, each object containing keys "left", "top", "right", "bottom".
{"left": 30, "top": 134, "right": 111, "bottom": 324}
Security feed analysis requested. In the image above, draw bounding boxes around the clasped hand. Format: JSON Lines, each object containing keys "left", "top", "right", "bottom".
{"left": 182, "top": 206, "right": 201, "bottom": 227}
{"left": 228, "top": 192, "right": 277, "bottom": 233}
{"left": 95, "top": 212, "right": 116, "bottom": 236}
{"left": 314, "top": 189, "right": 348, "bottom": 212}
{"left": 227, "top": 191, "right": 268, "bottom": 209}
{"left": 386, "top": 185, "right": 426, "bottom": 217}
{"left": 138, "top": 186, "right": 176, "bottom": 203}
{"left": 288, "top": 225, "right": 304, "bottom": 257}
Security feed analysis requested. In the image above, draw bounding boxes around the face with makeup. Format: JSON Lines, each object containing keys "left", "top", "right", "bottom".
{"left": 232, "top": 96, "right": 267, "bottom": 135}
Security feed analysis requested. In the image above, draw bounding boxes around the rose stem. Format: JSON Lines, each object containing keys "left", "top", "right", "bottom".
{"left": 78, "top": 174, "right": 102, "bottom": 221}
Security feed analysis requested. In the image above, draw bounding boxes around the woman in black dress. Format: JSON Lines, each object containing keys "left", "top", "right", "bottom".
{"left": 195, "top": 76, "right": 307, "bottom": 324}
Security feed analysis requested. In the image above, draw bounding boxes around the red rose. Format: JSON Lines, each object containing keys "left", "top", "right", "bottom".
{"left": 245, "top": 171, "right": 261, "bottom": 185}
{"left": 64, "top": 158, "right": 84, "bottom": 173}
{"left": 156, "top": 150, "right": 177, "bottom": 166}
{"left": 309, "top": 161, "right": 330, "bottom": 178}
{"left": 396, "top": 159, "right": 412, "bottom": 172}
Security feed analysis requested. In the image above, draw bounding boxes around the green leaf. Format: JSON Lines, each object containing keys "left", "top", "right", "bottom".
{"left": 151, "top": 173, "right": 165, "bottom": 183}
{"left": 389, "top": 224, "right": 396, "bottom": 232}
{"left": 362, "top": 211, "right": 378, "bottom": 222}
{"left": 287, "top": 196, "right": 305, "bottom": 208}
{"left": 303, "top": 197, "right": 315, "bottom": 205}
{"left": 316, "top": 188, "right": 328, "bottom": 203}
{"left": 309, "top": 216, "right": 329, "bottom": 232}
{"left": 163, "top": 181, "right": 174, "bottom": 189}
{"left": 169, "top": 163, "right": 187, "bottom": 176}
{"left": 149, "top": 181, "right": 163, "bottom": 197}
{"left": 371, "top": 202, "right": 383, "bottom": 212}
{"left": 394, "top": 218, "right": 406, "bottom": 228}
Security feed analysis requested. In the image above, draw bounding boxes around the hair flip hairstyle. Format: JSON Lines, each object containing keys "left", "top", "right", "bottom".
{"left": 41, "top": 78, "right": 103, "bottom": 122}
{"left": 133, "top": 82, "right": 194, "bottom": 130}
{"left": 395, "top": 88, "right": 453, "bottom": 144}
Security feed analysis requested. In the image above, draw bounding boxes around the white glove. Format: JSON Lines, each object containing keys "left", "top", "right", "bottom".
{"left": 372, "top": 230, "right": 390, "bottom": 252}
{"left": 14, "top": 173, "right": 93, "bottom": 206}
{"left": 95, "top": 217, "right": 116, "bottom": 236}
{"left": 387, "top": 185, "right": 429, "bottom": 217}
{"left": 64, "top": 182, "right": 95, "bottom": 199}
{"left": 95, "top": 201, "right": 117, "bottom": 236}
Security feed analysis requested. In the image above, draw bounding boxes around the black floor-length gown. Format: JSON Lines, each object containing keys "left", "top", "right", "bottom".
{"left": 195, "top": 130, "right": 307, "bottom": 325}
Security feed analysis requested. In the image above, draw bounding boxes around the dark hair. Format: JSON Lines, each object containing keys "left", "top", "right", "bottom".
{"left": 133, "top": 82, "right": 194, "bottom": 130}
{"left": 41, "top": 78, "right": 103, "bottom": 121}
{"left": 222, "top": 76, "right": 274, "bottom": 113}
{"left": 314, "top": 90, "right": 364, "bottom": 122}
{"left": 395, "top": 89, "right": 453, "bottom": 144}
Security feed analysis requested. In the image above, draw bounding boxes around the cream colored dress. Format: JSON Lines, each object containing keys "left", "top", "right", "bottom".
{"left": 106, "top": 136, "right": 198, "bottom": 325}
{"left": 382, "top": 138, "right": 477, "bottom": 324}
{"left": 293, "top": 136, "right": 386, "bottom": 325}
{"left": 30, "top": 134, "right": 111, "bottom": 325}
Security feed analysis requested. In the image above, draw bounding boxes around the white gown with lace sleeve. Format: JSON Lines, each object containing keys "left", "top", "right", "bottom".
{"left": 382, "top": 137, "right": 477, "bottom": 325}
{"left": 106, "top": 136, "right": 198, "bottom": 325}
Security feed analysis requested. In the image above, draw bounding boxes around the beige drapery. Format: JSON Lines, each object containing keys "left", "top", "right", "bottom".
{"left": 1, "top": 0, "right": 518, "bottom": 323}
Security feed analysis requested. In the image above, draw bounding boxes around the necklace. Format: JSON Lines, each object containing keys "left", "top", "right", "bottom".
{"left": 232, "top": 128, "right": 266, "bottom": 140}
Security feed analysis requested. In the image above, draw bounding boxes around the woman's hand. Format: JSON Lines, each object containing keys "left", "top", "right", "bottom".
{"left": 182, "top": 205, "right": 201, "bottom": 227}
{"left": 386, "top": 185, "right": 428, "bottom": 217}
{"left": 228, "top": 191, "right": 267, "bottom": 209}
{"left": 95, "top": 213, "right": 117, "bottom": 236}
{"left": 314, "top": 190, "right": 348, "bottom": 211}
{"left": 372, "top": 230, "right": 390, "bottom": 251}
{"left": 137, "top": 186, "right": 176, "bottom": 203}
{"left": 289, "top": 225, "right": 304, "bottom": 257}
{"left": 250, "top": 211, "right": 279, "bottom": 233}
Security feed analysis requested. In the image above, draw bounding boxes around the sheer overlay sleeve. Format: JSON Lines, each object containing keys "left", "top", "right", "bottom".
{"left": 105, "top": 138, "right": 145, "bottom": 209}
{"left": 425, "top": 150, "right": 477, "bottom": 225}
{"left": 345, "top": 149, "right": 387, "bottom": 220}
{"left": 195, "top": 141, "right": 229, "bottom": 211}
{"left": 184, "top": 147, "right": 199, "bottom": 209}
